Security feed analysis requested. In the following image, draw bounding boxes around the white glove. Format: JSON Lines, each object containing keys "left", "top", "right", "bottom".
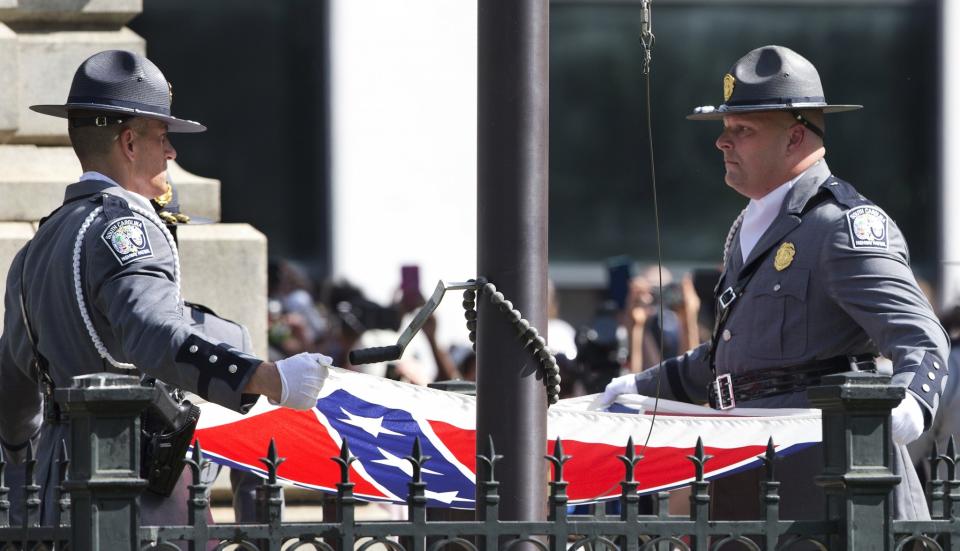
{"left": 273, "top": 352, "right": 332, "bottom": 410}
{"left": 891, "top": 394, "right": 925, "bottom": 445}
{"left": 597, "top": 373, "right": 640, "bottom": 409}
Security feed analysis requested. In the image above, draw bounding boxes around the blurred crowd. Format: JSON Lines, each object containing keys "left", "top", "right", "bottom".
{"left": 558, "top": 260, "right": 720, "bottom": 399}
{"left": 267, "top": 260, "right": 463, "bottom": 385}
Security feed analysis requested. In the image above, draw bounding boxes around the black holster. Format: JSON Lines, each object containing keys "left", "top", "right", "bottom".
{"left": 140, "top": 380, "right": 201, "bottom": 496}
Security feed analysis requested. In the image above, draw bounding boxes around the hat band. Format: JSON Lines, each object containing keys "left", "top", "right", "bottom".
{"left": 725, "top": 96, "right": 826, "bottom": 107}
{"left": 66, "top": 96, "right": 171, "bottom": 116}
{"left": 69, "top": 114, "right": 130, "bottom": 128}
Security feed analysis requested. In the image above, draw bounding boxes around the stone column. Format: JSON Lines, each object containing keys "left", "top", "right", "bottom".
{"left": 0, "top": 1, "right": 268, "bottom": 357}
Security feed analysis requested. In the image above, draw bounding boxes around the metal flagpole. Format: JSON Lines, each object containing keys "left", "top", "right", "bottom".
{"left": 476, "top": 0, "right": 549, "bottom": 525}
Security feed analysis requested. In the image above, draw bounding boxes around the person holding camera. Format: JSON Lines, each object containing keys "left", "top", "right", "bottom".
{"left": 600, "top": 45, "right": 948, "bottom": 522}
{"left": 0, "top": 50, "right": 331, "bottom": 527}
{"left": 624, "top": 268, "right": 701, "bottom": 374}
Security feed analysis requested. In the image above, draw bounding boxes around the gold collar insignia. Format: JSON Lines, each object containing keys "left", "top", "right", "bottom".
{"left": 154, "top": 182, "right": 173, "bottom": 207}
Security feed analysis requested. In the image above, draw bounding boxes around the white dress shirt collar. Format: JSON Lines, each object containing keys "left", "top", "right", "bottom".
{"left": 739, "top": 169, "right": 809, "bottom": 262}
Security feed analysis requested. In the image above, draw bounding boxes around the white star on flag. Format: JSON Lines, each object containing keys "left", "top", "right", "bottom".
{"left": 338, "top": 408, "right": 403, "bottom": 438}
{"left": 371, "top": 447, "right": 441, "bottom": 477}
{"left": 425, "top": 490, "right": 472, "bottom": 505}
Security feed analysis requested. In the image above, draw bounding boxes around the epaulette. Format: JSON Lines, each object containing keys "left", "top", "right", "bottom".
{"left": 820, "top": 176, "right": 872, "bottom": 210}
{"left": 101, "top": 193, "right": 133, "bottom": 220}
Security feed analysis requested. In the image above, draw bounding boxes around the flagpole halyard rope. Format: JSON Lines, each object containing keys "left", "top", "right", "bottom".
{"left": 638, "top": 1, "right": 663, "bottom": 456}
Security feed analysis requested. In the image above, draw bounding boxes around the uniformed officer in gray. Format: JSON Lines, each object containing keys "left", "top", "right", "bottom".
{"left": 0, "top": 50, "right": 329, "bottom": 525}
{"left": 601, "top": 45, "right": 948, "bottom": 522}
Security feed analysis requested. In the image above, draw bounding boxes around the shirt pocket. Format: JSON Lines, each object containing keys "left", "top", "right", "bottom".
{"left": 748, "top": 268, "right": 810, "bottom": 361}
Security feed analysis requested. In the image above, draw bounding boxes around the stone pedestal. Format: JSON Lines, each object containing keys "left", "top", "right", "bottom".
{"left": 0, "top": 222, "right": 32, "bottom": 334}
{"left": 0, "top": 23, "right": 17, "bottom": 143}
{"left": 0, "top": 0, "right": 141, "bottom": 26}
{"left": 178, "top": 224, "right": 268, "bottom": 357}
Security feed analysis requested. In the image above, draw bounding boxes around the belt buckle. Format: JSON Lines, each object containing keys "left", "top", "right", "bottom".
{"left": 718, "top": 287, "right": 737, "bottom": 310}
{"left": 714, "top": 373, "right": 736, "bottom": 410}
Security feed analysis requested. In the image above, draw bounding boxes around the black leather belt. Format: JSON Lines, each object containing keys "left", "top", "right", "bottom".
{"left": 708, "top": 354, "right": 876, "bottom": 410}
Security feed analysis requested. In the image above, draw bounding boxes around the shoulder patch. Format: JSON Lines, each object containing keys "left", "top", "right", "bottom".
{"left": 101, "top": 217, "right": 154, "bottom": 265}
{"left": 846, "top": 206, "right": 888, "bottom": 250}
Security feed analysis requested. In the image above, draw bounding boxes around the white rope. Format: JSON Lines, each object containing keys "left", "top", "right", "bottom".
{"left": 722, "top": 207, "right": 748, "bottom": 268}
{"left": 72, "top": 199, "right": 182, "bottom": 370}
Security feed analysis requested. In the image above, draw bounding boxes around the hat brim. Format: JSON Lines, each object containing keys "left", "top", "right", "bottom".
{"left": 29, "top": 103, "right": 206, "bottom": 133}
{"left": 686, "top": 103, "right": 862, "bottom": 121}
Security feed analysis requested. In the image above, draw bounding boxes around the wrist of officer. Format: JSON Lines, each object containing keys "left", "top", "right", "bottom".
{"left": 242, "top": 362, "right": 282, "bottom": 403}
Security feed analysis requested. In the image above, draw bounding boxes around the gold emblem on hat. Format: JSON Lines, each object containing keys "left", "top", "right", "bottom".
{"left": 723, "top": 73, "right": 736, "bottom": 102}
{"left": 774, "top": 242, "right": 796, "bottom": 271}
{"left": 167, "top": 81, "right": 174, "bottom": 104}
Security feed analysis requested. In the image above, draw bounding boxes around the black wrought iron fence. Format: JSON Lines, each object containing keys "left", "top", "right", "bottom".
{"left": 0, "top": 371, "right": 958, "bottom": 550}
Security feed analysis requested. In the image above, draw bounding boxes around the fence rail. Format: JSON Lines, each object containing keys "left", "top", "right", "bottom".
{"left": 0, "top": 371, "right": 957, "bottom": 550}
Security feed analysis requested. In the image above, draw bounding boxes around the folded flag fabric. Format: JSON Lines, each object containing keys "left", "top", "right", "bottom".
{"left": 194, "top": 366, "right": 821, "bottom": 508}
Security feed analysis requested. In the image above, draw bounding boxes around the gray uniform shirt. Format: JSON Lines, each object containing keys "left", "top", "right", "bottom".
{"left": 0, "top": 179, "right": 263, "bottom": 522}
{"left": 633, "top": 160, "right": 949, "bottom": 519}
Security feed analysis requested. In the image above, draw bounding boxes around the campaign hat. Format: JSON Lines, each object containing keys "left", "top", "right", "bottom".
{"left": 30, "top": 50, "right": 205, "bottom": 133}
{"left": 687, "top": 45, "right": 861, "bottom": 121}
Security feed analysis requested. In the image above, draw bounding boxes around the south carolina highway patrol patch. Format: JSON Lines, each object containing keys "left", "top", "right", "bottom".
{"left": 101, "top": 217, "right": 153, "bottom": 265}
{"left": 846, "top": 206, "right": 888, "bottom": 249}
